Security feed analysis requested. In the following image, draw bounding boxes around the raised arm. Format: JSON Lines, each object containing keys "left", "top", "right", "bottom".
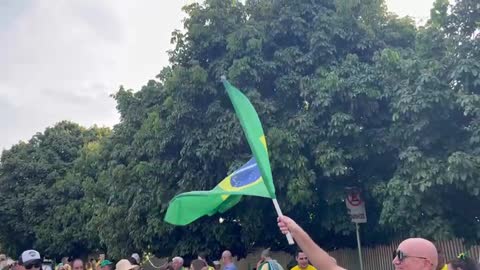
{"left": 277, "top": 216, "right": 346, "bottom": 270}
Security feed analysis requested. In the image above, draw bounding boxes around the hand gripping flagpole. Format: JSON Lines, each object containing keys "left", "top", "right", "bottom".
{"left": 272, "top": 199, "right": 295, "bottom": 245}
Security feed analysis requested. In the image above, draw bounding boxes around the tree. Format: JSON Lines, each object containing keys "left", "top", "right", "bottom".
{"left": 0, "top": 121, "right": 109, "bottom": 257}
{"left": 373, "top": 0, "right": 480, "bottom": 241}
{"left": 91, "top": 0, "right": 420, "bottom": 257}
{"left": 1, "top": 0, "right": 479, "bottom": 259}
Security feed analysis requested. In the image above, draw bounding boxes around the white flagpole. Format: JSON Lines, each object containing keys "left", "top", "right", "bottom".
{"left": 272, "top": 198, "right": 295, "bottom": 245}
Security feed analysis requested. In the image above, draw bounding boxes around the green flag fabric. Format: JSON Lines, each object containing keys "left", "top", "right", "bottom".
{"left": 164, "top": 79, "right": 278, "bottom": 226}
{"left": 164, "top": 158, "right": 271, "bottom": 225}
{"left": 222, "top": 79, "right": 276, "bottom": 198}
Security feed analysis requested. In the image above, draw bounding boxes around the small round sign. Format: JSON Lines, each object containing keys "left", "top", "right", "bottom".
{"left": 347, "top": 191, "right": 362, "bottom": 207}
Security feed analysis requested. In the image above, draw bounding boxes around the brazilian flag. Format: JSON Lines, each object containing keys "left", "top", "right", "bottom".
{"left": 164, "top": 79, "right": 276, "bottom": 225}
{"left": 164, "top": 158, "right": 271, "bottom": 225}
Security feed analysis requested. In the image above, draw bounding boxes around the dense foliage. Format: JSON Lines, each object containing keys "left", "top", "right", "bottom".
{"left": 1, "top": 0, "right": 479, "bottom": 260}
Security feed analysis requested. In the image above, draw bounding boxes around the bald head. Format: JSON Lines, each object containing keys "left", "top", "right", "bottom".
{"left": 222, "top": 251, "right": 232, "bottom": 258}
{"left": 393, "top": 238, "right": 438, "bottom": 270}
{"left": 221, "top": 251, "right": 233, "bottom": 264}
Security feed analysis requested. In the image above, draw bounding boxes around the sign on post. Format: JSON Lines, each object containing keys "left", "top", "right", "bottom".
{"left": 345, "top": 188, "right": 367, "bottom": 223}
{"left": 345, "top": 188, "right": 366, "bottom": 270}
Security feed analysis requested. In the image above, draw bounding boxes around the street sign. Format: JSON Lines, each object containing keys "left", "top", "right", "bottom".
{"left": 345, "top": 188, "right": 367, "bottom": 223}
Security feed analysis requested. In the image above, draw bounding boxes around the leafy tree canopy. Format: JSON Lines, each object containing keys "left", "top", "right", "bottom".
{"left": 1, "top": 0, "right": 479, "bottom": 260}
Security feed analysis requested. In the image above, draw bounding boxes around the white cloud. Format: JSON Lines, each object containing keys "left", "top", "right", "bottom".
{"left": 386, "top": 0, "right": 434, "bottom": 22}
{"left": 385, "top": 0, "right": 455, "bottom": 25}
{"left": 0, "top": 0, "right": 190, "bottom": 150}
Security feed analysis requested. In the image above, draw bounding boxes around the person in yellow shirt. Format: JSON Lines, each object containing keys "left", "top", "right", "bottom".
{"left": 290, "top": 251, "right": 316, "bottom": 270}
{"left": 197, "top": 253, "right": 213, "bottom": 270}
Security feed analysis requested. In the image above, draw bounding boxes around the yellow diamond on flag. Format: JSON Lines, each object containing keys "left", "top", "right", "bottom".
{"left": 260, "top": 135, "right": 267, "bottom": 152}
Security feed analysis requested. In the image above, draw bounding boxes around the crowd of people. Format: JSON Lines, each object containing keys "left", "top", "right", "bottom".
{"left": 1, "top": 216, "right": 478, "bottom": 270}
{"left": 0, "top": 251, "right": 142, "bottom": 270}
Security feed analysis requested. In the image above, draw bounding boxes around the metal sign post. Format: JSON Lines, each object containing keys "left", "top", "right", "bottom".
{"left": 345, "top": 188, "right": 367, "bottom": 270}
{"left": 355, "top": 222, "right": 364, "bottom": 270}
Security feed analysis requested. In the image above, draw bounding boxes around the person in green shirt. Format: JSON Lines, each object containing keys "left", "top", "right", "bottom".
{"left": 257, "top": 249, "right": 284, "bottom": 270}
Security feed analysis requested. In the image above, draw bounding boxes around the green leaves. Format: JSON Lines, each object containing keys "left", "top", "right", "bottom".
{"left": 0, "top": 122, "right": 107, "bottom": 257}
{"left": 2, "top": 0, "right": 480, "bottom": 260}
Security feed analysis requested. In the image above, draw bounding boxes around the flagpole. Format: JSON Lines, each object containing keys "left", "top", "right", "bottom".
{"left": 272, "top": 198, "right": 295, "bottom": 245}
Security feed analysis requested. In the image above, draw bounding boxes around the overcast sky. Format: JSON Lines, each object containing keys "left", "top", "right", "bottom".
{"left": 0, "top": 0, "right": 436, "bottom": 151}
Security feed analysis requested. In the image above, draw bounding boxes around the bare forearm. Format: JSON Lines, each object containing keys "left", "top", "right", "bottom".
{"left": 290, "top": 226, "right": 346, "bottom": 270}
